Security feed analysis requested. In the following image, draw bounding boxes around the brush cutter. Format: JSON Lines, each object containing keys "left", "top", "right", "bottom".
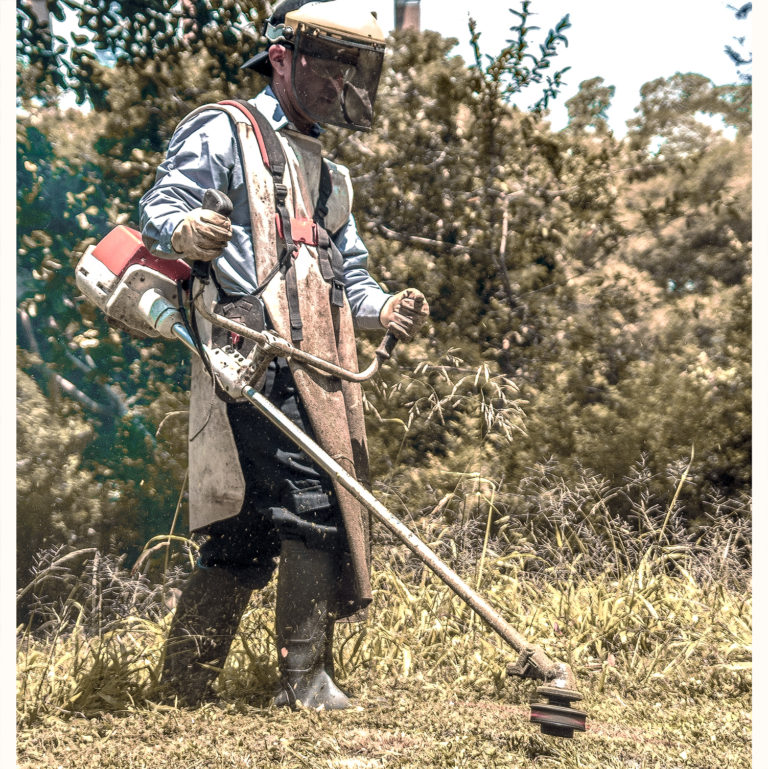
{"left": 74, "top": 191, "right": 587, "bottom": 738}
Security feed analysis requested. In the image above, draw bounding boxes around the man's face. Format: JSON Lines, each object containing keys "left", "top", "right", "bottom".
{"left": 269, "top": 45, "right": 316, "bottom": 133}
{"left": 292, "top": 44, "right": 376, "bottom": 130}
{"left": 293, "top": 51, "right": 351, "bottom": 118}
{"left": 269, "top": 33, "right": 381, "bottom": 132}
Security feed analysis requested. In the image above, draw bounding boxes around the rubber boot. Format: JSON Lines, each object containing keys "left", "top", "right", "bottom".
{"left": 160, "top": 566, "right": 252, "bottom": 706}
{"left": 324, "top": 618, "right": 355, "bottom": 698}
{"left": 325, "top": 618, "right": 337, "bottom": 680}
{"left": 273, "top": 539, "right": 351, "bottom": 710}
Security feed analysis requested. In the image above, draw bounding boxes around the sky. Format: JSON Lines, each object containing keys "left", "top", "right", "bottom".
{"left": 366, "top": 0, "right": 751, "bottom": 135}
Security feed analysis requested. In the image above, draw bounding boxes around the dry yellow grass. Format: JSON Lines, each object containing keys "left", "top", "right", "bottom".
{"left": 17, "top": 520, "right": 750, "bottom": 767}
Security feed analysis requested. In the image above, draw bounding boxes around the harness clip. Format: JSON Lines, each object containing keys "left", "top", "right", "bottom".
{"left": 274, "top": 214, "right": 318, "bottom": 246}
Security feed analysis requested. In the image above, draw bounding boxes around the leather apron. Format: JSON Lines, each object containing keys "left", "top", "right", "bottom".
{"left": 184, "top": 104, "right": 373, "bottom": 615}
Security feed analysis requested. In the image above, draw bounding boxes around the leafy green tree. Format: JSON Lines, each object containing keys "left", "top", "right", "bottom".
{"left": 16, "top": 0, "right": 751, "bottom": 584}
{"left": 626, "top": 73, "right": 750, "bottom": 163}
{"left": 564, "top": 76, "right": 615, "bottom": 135}
{"left": 15, "top": 4, "right": 261, "bottom": 573}
{"left": 17, "top": 0, "right": 270, "bottom": 107}
{"left": 513, "top": 71, "right": 751, "bottom": 505}
{"left": 324, "top": 10, "right": 580, "bottom": 492}
{"left": 620, "top": 72, "right": 751, "bottom": 296}
{"left": 620, "top": 133, "right": 751, "bottom": 293}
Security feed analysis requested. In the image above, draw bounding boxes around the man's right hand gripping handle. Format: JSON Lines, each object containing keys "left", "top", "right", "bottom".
{"left": 171, "top": 189, "right": 233, "bottom": 262}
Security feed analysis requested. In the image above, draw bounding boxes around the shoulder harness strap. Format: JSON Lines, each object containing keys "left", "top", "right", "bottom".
{"left": 219, "top": 99, "right": 304, "bottom": 342}
{"left": 218, "top": 100, "right": 346, "bottom": 323}
{"left": 314, "top": 161, "right": 346, "bottom": 309}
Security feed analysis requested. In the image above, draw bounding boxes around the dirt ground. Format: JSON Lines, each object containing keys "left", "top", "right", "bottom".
{"left": 16, "top": 676, "right": 751, "bottom": 769}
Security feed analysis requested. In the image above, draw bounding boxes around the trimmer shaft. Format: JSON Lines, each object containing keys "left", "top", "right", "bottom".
{"left": 530, "top": 685, "right": 587, "bottom": 739}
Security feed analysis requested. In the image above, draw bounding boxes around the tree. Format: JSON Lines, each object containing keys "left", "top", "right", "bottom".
{"left": 620, "top": 133, "right": 752, "bottom": 293}
{"left": 322, "top": 9, "right": 580, "bottom": 492}
{"left": 342, "top": 28, "right": 751, "bottom": 511}
{"left": 725, "top": 2, "right": 752, "bottom": 83}
{"left": 564, "top": 76, "right": 615, "bottom": 135}
{"left": 512, "top": 71, "right": 752, "bottom": 506}
{"left": 16, "top": 365, "right": 102, "bottom": 591}
{"left": 15, "top": 4, "right": 265, "bottom": 572}
{"left": 626, "top": 73, "right": 750, "bottom": 162}
{"left": 16, "top": 0, "right": 270, "bottom": 107}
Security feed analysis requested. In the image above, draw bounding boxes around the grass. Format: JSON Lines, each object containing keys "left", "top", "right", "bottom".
{"left": 16, "top": 466, "right": 751, "bottom": 768}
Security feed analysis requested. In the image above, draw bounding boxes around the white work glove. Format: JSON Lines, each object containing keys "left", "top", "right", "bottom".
{"left": 171, "top": 208, "right": 232, "bottom": 262}
{"left": 379, "top": 288, "right": 430, "bottom": 341}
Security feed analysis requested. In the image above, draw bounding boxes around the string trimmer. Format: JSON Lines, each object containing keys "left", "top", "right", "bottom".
{"left": 74, "top": 190, "right": 587, "bottom": 738}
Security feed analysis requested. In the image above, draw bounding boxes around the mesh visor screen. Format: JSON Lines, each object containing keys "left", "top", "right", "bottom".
{"left": 291, "top": 31, "right": 384, "bottom": 131}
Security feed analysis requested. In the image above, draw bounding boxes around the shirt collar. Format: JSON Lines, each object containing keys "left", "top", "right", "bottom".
{"left": 250, "top": 86, "right": 322, "bottom": 138}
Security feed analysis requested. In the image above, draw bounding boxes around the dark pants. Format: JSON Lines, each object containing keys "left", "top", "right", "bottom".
{"left": 197, "top": 358, "right": 344, "bottom": 589}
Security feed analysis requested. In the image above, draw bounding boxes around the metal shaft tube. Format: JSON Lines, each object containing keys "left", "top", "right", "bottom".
{"left": 172, "top": 321, "right": 560, "bottom": 681}
{"left": 193, "top": 292, "right": 383, "bottom": 383}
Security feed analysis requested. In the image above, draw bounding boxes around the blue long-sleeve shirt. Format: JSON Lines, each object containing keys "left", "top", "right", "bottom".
{"left": 139, "top": 87, "right": 390, "bottom": 330}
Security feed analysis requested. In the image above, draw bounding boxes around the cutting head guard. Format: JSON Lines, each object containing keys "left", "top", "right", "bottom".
{"left": 242, "top": 0, "right": 386, "bottom": 131}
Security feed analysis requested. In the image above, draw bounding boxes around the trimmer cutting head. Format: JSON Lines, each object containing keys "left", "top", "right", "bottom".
{"left": 530, "top": 683, "right": 587, "bottom": 739}
{"left": 508, "top": 655, "right": 587, "bottom": 738}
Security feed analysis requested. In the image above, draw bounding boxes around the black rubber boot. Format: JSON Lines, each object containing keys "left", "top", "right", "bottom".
{"left": 160, "top": 566, "right": 252, "bottom": 706}
{"left": 325, "top": 618, "right": 337, "bottom": 679}
{"left": 324, "top": 617, "right": 354, "bottom": 698}
{"left": 273, "top": 539, "right": 351, "bottom": 710}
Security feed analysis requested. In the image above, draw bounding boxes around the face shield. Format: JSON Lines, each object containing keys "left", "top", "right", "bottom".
{"left": 290, "top": 27, "right": 384, "bottom": 131}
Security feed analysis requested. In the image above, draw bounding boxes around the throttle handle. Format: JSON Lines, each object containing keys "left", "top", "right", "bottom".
{"left": 202, "top": 188, "right": 234, "bottom": 217}
{"left": 192, "top": 189, "right": 234, "bottom": 281}
{"left": 375, "top": 331, "right": 399, "bottom": 361}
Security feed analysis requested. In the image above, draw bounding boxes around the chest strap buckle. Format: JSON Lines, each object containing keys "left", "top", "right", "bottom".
{"left": 275, "top": 214, "right": 318, "bottom": 247}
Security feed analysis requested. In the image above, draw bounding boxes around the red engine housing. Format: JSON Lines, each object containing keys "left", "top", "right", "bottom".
{"left": 75, "top": 226, "right": 191, "bottom": 338}
{"left": 92, "top": 226, "right": 190, "bottom": 282}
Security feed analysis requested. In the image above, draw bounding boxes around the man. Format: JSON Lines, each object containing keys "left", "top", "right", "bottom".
{"left": 139, "top": 0, "right": 428, "bottom": 710}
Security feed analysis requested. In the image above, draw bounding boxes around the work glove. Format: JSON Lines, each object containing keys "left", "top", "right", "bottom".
{"left": 379, "top": 288, "right": 430, "bottom": 342}
{"left": 171, "top": 208, "right": 232, "bottom": 262}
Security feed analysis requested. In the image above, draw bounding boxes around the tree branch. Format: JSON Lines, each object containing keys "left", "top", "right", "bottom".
{"left": 18, "top": 308, "right": 125, "bottom": 418}
{"left": 368, "top": 221, "right": 471, "bottom": 254}
{"left": 494, "top": 198, "right": 518, "bottom": 310}
{"left": 42, "top": 368, "right": 113, "bottom": 416}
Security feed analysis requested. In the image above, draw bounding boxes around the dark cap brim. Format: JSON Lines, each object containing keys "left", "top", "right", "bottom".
{"left": 241, "top": 50, "right": 272, "bottom": 75}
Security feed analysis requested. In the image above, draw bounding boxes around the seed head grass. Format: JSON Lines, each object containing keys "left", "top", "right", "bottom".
{"left": 17, "top": 465, "right": 751, "bottom": 768}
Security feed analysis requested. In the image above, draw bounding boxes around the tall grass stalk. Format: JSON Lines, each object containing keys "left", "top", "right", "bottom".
{"left": 17, "top": 464, "right": 751, "bottom": 726}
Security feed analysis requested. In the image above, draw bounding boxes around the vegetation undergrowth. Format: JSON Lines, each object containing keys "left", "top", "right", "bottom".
{"left": 16, "top": 2, "right": 752, "bottom": 766}
{"left": 17, "top": 465, "right": 751, "bottom": 768}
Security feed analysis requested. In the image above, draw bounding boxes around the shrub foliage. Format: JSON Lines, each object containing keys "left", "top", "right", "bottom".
{"left": 17, "top": 0, "right": 750, "bottom": 627}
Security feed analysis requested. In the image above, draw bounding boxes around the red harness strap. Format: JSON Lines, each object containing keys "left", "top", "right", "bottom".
{"left": 218, "top": 99, "right": 271, "bottom": 169}
{"left": 214, "top": 99, "right": 345, "bottom": 334}
{"left": 217, "top": 98, "right": 305, "bottom": 341}
{"left": 218, "top": 99, "right": 319, "bottom": 247}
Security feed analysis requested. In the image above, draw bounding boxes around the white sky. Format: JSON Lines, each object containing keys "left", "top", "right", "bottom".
{"left": 368, "top": 0, "right": 751, "bottom": 134}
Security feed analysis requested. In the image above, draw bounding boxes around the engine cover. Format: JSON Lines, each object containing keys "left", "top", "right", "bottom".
{"left": 75, "top": 226, "right": 190, "bottom": 337}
